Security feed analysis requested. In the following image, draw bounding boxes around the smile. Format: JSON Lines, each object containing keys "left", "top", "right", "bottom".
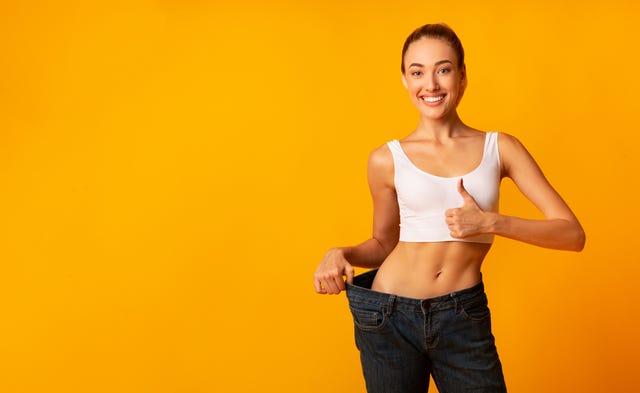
{"left": 422, "top": 95, "right": 445, "bottom": 103}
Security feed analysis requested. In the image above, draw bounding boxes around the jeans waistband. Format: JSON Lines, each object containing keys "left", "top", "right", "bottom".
{"left": 346, "top": 268, "right": 485, "bottom": 313}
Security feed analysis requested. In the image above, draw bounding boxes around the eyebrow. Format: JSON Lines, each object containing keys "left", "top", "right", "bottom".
{"left": 408, "top": 60, "right": 453, "bottom": 68}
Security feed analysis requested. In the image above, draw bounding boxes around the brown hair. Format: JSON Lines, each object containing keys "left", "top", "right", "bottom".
{"left": 401, "top": 23, "right": 465, "bottom": 73}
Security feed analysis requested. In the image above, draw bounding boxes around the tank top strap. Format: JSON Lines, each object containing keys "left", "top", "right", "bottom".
{"left": 484, "top": 132, "right": 500, "bottom": 167}
{"left": 386, "top": 139, "right": 409, "bottom": 164}
{"left": 387, "top": 139, "right": 401, "bottom": 154}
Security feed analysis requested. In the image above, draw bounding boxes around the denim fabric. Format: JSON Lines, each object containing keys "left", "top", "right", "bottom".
{"left": 346, "top": 269, "right": 507, "bottom": 393}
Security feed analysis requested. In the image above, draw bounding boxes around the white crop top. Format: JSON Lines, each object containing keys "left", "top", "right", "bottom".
{"left": 387, "top": 132, "right": 501, "bottom": 243}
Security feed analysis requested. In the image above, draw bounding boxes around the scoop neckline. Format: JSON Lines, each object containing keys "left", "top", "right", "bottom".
{"left": 392, "top": 132, "right": 490, "bottom": 180}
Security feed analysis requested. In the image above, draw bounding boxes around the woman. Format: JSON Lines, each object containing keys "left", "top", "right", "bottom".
{"left": 313, "top": 23, "right": 585, "bottom": 393}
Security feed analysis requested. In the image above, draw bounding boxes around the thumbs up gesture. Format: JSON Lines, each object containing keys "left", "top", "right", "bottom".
{"left": 445, "top": 178, "right": 491, "bottom": 238}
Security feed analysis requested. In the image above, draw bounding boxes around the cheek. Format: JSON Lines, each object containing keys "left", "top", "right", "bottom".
{"left": 405, "top": 81, "right": 422, "bottom": 94}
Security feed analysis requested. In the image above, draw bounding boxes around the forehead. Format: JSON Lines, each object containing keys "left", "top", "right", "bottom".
{"left": 404, "top": 37, "right": 458, "bottom": 66}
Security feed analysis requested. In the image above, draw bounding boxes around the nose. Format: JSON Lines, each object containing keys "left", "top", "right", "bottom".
{"left": 425, "top": 72, "right": 440, "bottom": 91}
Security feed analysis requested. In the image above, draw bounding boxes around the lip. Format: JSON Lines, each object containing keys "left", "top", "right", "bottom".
{"left": 419, "top": 94, "right": 446, "bottom": 107}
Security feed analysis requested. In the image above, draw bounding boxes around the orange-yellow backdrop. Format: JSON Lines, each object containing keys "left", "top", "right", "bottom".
{"left": 1, "top": 1, "right": 638, "bottom": 392}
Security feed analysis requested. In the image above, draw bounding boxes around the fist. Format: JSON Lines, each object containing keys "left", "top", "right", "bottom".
{"left": 444, "top": 178, "right": 488, "bottom": 238}
{"left": 313, "top": 248, "right": 354, "bottom": 295}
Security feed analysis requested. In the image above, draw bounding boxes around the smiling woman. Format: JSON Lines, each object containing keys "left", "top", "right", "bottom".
{"left": 313, "top": 23, "right": 585, "bottom": 393}
{"left": 401, "top": 38, "right": 466, "bottom": 123}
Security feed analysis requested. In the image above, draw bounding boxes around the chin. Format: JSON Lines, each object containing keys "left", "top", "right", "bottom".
{"left": 418, "top": 107, "right": 454, "bottom": 120}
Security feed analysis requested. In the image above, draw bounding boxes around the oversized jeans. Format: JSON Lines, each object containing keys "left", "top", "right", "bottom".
{"left": 346, "top": 269, "right": 507, "bottom": 393}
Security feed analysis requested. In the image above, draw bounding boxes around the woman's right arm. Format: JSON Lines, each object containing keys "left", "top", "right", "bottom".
{"left": 313, "top": 144, "right": 400, "bottom": 294}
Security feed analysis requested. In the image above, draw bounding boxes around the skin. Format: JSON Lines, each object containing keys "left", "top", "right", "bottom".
{"left": 313, "top": 37, "right": 585, "bottom": 298}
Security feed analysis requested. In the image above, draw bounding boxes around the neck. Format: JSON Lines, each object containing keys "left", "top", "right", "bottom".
{"left": 413, "top": 112, "right": 466, "bottom": 141}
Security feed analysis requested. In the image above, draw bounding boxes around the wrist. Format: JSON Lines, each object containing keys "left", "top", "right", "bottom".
{"left": 485, "top": 212, "right": 501, "bottom": 234}
{"left": 329, "top": 247, "right": 348, "bottom": 259}
{"left": 342, "top": 246, "right": 355, "bottom": 260}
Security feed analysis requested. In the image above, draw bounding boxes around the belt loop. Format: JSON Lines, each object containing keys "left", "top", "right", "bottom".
{"left": 451, "top": 292, "right": 462, "bottom": 313}
{"left": 386, "top": 295, "right": 396, "bottom": 316}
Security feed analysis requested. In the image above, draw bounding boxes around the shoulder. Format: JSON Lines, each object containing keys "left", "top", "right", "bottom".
{"left": 367, "top": 142, "right": 394, "bottom": 171}
{"left": 496, "top": 132, "right": 533, "bottom": 159}
{"left": 496, "top": 131, "right": 525, "bottom": 149}
{"left": 497, "top": 132, "right": 529, "bottom": 161}
{"left": 495, "top": 132, "right": 539, "bottom": 177}
{"left": 367, "top": 142, "right": 395, "bottom": 188}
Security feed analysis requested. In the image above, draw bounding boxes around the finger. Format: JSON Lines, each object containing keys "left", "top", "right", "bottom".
{"left": 445, "top": 208, "right": 459, "bottom": 220}
{"left": 323, "top": 276, "right": 341, "bottom": 294}
{"left": 458, "top": 178, "right": 478, "bottom": 205}
{"left": 314, "top": 278, "right": 327, "bottom": 294}
{"left": 345, "top": 264, "right": 354, "bottom": 285}
{"left": 315, "top": 270, "right": 338, "bottom": 294}
{"left": 457, "top": 178, "right": 469, "bottom": 196}
{"left": 449, "top": 226, "right": 464, "bottom": 239}
{"left": 332, "top": 276, "right": 346, "bottom": 293}
{"left": 445, "top": 207, "right": 459, "bottom": 216}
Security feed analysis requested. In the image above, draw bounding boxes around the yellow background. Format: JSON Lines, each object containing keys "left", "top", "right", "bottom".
{"left": 1, "top": 0, "right": 638, "bottom": 392}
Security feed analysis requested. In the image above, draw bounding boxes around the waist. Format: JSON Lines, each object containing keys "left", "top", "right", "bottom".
{"left": 371, "top": 242, "right": 489, "bottom": 298}
{"left": 346, "top": 268, "right": 486, "bottom": 312}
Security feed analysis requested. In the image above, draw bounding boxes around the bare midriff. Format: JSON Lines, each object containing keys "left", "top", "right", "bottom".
{"left": 371, "top": 241, "right": 492, "bottom": 299}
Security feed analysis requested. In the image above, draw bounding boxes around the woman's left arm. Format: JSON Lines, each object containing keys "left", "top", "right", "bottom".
{"left": 446, "top": 132, "right": 585, "bottom": 251}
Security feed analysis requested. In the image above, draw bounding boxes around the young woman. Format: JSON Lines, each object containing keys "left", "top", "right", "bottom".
{"left": 313, "top": 23, "right": 585, "bottom": 393}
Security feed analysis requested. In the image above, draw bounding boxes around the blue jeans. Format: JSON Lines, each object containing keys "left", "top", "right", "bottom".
{"left": 346, "top": 269, "right": 507, "bottom": 393}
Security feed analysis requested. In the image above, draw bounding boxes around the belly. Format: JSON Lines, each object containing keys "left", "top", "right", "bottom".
{"left": 371, "top": 241, "right": 492, "bottom": 298}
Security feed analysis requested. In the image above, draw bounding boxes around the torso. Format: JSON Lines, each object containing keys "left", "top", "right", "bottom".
{"left": 371, "top": 241, "right": 491, "bottom": 298}
{"left": 371, "top": 128, "right": 499, "bottom": 299}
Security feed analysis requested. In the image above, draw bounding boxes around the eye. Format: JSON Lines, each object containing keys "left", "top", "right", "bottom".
{"left": 411, "top": 70, "right": 423, "bottom": 77}
{"left": 437, "top": 67, "right": 451, "bottom": 74}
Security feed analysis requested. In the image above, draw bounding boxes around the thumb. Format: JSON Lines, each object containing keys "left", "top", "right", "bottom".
{"left": 458, "top": 178, "right": 470, "bottom": 197}
{"left": 344, "top": 264, "right": 354, "bottom": 285}
{"left": 458, "top": 178, "right": 475, "bottom": 204}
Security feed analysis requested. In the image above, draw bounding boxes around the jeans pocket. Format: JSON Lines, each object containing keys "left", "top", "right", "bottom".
{"left": 459, "top": 294, "right": 491, "bottom": 323}
{"left": 349, "top": 302, "right": 387, "bottom": 331}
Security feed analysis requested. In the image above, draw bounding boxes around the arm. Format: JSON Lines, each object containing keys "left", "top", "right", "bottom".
{"left": 445, "top": 133, "right": 585, "bottom": 251}
{"left": 314, "top": 144, "right": 400, "bottom": 294}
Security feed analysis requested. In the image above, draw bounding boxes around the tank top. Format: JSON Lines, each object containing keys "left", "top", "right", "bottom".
{"left": 387, "top": 132, "right": 501, "bottom": 243}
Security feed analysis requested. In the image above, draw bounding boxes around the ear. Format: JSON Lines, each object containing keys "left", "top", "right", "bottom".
{"left": 401, "top": 72, "right": 408, "bottom": 89}
{"left": 460, "top": 63, "right": 467, "bottom": 86}
{"left": 456, "top": 64, "right": 468, "bottom": 106}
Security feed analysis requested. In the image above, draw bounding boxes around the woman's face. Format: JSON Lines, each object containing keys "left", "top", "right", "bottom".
{"left": 402, "top": 37, "right": 466, "bottom": 121}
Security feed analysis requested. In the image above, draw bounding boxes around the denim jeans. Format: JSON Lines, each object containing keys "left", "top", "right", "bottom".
{"left": 346, "top": 269, "right": 507, "bottom": 393}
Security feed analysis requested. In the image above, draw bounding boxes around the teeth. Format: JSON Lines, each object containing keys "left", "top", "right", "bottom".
{"left": 423, "top": 95, "right": 444, "bottom": 103}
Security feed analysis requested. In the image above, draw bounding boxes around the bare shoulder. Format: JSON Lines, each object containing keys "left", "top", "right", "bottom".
{"left": 496, "top": 132, "right": 545, "bottom": 181}
{"left": 368, "top": 142, "right": 394, "bottom": 171}
{"left": 497, "top": 131, "right": 527, "bottom": 151}
{"left": 367, "top": 142, "right": 395, "bottom": 188}
{"left": 497, "top": 131, "right": 533, "bottom": 163}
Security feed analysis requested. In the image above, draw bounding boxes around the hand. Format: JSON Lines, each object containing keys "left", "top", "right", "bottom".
{"left": 313, "top": 248, "right": 354, "bottom": 295}
{"left": 445, "top": 178, "right": 490, "bottom": 238}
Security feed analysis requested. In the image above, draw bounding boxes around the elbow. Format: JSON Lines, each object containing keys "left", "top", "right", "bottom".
{"left": 575, "top": 230, "right": 586, "bottom": 252}
{"left": 380, "top": 238, "right": 398, "bottom": 256}
{"left": 375, "top": 235, "right": 399, "bottom": 257}
{"left": 569, "top": 226, "right": 586, "bottom": 252}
